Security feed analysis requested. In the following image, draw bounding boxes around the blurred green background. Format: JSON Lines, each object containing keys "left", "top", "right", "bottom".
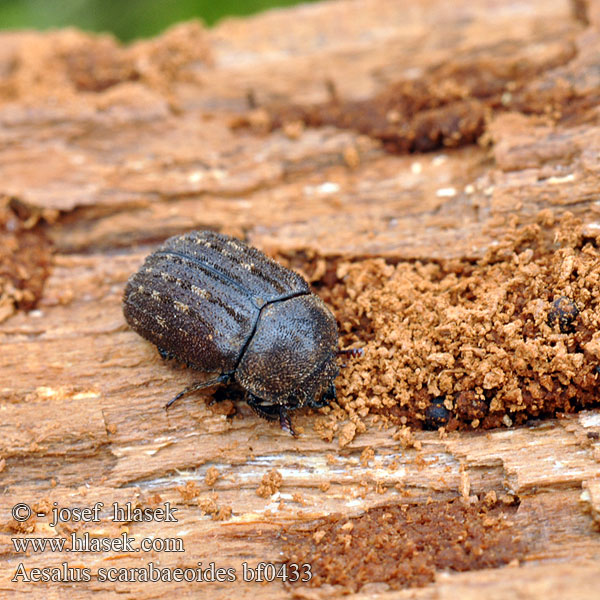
{"left": 0, "top": 0, "right": 319, "bottom": 41}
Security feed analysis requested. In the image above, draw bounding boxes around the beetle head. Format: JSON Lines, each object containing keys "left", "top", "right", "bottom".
{"left": 235, "top": 294, "right": 339, "bottom": 410}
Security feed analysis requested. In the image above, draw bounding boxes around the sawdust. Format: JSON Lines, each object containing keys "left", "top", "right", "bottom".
{"left": 0, "top": 198, "right": 52, "bottom": 323}
{"left": 197, "top": 494, "right": 232, "bottom": 521}
{"left": 297, "top": 213, "right": 600, "bottom": 442}
{"left": 205, "top": 467, "right": 221, "bottom": 487}
{"left": 256, "top": 469, "right": 283, "bottom": 498}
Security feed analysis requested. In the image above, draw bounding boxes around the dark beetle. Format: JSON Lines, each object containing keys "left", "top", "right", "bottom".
{"left": 123, "top": 230, "right": 345, "bottom": 435}
{"left": 547, "top": 296, "right": 579, "bottom": 334}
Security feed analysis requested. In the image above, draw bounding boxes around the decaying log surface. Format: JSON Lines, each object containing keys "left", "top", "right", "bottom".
{"left": 1, "top": 0, "right": 600, "bottom": 597}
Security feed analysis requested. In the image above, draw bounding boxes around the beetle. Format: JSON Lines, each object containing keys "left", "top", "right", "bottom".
{"left": 122, "top": 230, "right": 354, "bottom": 435}
{"left": 547, "top": 296, "right": 579, "bottom": 334}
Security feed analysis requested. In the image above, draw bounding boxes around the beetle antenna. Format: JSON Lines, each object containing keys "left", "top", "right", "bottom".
{"left": 337, "top": 347, "right": 364, "bottom": 358}
{"left": 165, "top": 374, "right": 230, "bottom": 410}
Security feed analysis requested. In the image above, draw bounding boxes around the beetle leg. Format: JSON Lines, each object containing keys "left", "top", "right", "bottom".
{"left": 246, "top": 395, "right": 296, "bottom": 436}
{"left": 165, "top": 373, "right": 231, "bottom": 410}
{"left": 279, "top": 407, "right": 296, "bottom": 437}
{"left": 157, "top": 347, "right": 175, "bottom": 361}
{"left": 308, "top": 382, "right": 336, "bottom": 409}
{"left": 246, "top": 394, "right": 279, "bottom": 420}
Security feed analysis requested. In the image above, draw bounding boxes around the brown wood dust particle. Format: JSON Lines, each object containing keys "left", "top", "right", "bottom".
{"left": 314, "top": 215, "right": 600, "bottom": 438}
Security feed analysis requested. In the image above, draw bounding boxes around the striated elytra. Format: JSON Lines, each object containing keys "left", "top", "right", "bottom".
{"left": 123, "top": 230, "right": 348, "bottom": 435}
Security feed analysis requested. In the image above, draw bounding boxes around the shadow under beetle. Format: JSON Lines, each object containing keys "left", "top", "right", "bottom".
{"left": 123, "top": 230, "right": 359, "bottom": 435}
